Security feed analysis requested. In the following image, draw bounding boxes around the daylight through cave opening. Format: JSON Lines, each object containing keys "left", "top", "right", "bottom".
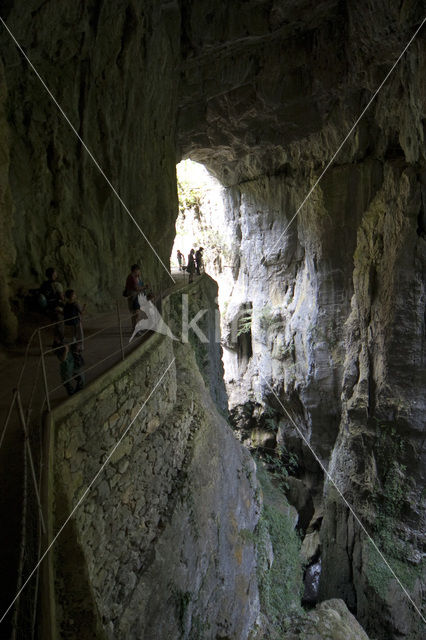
{"left": 173, "top": 159, "right": 328, "bottom": 609}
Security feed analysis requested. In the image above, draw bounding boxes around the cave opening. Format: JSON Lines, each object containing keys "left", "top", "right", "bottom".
{"left": 172, "top": 159, "right": 233, "bottom": 292}
{"left": 173, "top": 158, "right": 327, "bottom": 612}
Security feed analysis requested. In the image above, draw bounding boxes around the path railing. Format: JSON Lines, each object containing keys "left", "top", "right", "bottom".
{"left": 0, "top": 291, "right": 165, "bottom": 639}
{"left": 0, "top": 270, "right": 199, "bottom": 638}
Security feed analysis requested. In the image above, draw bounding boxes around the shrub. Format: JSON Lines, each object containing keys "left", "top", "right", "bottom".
{"left": 237, "top": 309, "right": 253, "bottom": 337}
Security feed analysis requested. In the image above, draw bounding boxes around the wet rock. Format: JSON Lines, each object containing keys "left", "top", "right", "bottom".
{"left": 303, "top": 559, "right": 322, "bottom": 605}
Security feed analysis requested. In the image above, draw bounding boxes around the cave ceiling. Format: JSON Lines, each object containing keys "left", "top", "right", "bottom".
{"left": 177, "top": 0, "right": 424, "bottom": 186}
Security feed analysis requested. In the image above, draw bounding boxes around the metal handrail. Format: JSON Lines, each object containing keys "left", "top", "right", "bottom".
{"left": 3, "top": 276, "right": 190, "bottom": 432}
{"left": 0, "top": 271, "right": 198, "bottom": 637}
{"left": 12, "top": 303, "right": 119, "bottom": 385}
{"left": 37, "top": 292, "right": 168, "bottom": 407}
{"left": 44, "top": 326, "right": 152, "bottom": 400}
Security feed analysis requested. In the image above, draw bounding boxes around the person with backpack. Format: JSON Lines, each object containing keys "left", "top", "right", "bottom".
{"left": 195, "top": 247, "right": 204, "bottom": 275}
{"left": 39, "top": 267, "right": 65, "bottom": 339}
{"left": 124, "top": 264, "right": 144, "bottom": 329}
{"left": 64, "top": 289, "right": 85, "bottom": 348}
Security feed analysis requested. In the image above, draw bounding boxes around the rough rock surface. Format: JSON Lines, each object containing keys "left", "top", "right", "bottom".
{"left": 176, "top": 2, "right": 426, "bottom": 638}
{"left": 282, "top": 599, "right": 371, "bottom": 640}
{"left": 0, "top": 0, "right": 180, "bottom": 341}
{"left": 1, "top": 1, "right": 425, "bottom": 639}
{"left": 167, "top": 273, "right": 227, "bottom": 414}
{"left": 53, "top": 335, "right": 260, "bottom": 640}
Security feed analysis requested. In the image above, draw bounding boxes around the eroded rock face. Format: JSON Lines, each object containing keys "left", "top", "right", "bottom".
{"left": 215, "top": 103, "right": 425, "bottom": 640}
{"left": 0, "top": 1, "right": 180, "bottom": 341}
{"left": 176, "top": 2, "right": 426, "bottom": 638}
{"left": 52, "top": 281, "right": 260, "bottom": 640}
{"left": 282, "top": 599, "right": 371, "bottom": 640}
{"left": 1, "top": 1, "right": 425, "bottom": 638}
{"left": 319, "top": 165, "right": 426, "bottom": 638}
{"left": 178, "top": 1, "right": 426, "bottom": 186}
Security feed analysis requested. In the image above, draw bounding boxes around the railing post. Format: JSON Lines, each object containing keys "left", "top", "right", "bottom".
{"left": 117, "top": 301, "right": 125, "bottom": 361}
{"left": 39, "top": 411, "right": 57, "bottom": 640}
{"left": 16, "top": 390, "right": 46, "bottom": 534}
{"left": 38, "top": 329, "right": 51, "bottom": 412}
{"left": 0, "top": 388, "right": 18, "bottom": 450}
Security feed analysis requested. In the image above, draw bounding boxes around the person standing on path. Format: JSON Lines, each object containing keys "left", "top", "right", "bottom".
{"left": 177, "top": 249, "right": 184, "bottom": 271}
{"left": 53, "top": 341, "right": 85, "bottom": 396}
{"left": 195, "top": 247, "right": 204, "bottom": 276}
{"left": 125, "top": 264, "right": 144, "bottom": 329}
{"left": 39, "top": 266, "right": 65, "bottom": 340}
{"left": 53, "top": 341, "right": 75, "bottom": 396}
{"left": 64, "top": 288, "right": 85, "bottom": 348}
{"left": 186, "top": 249, "right": 196, "bottom": 283}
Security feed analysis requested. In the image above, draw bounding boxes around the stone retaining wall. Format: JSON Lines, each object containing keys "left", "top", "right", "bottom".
{"left": 47, "top": 286, "right": 260, "bottom": 639}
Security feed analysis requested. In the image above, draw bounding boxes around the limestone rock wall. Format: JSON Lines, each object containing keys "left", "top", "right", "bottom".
{"left": 175, "top": 2, "right": 426, "bottom": 637}
{"left": 282, "top": 599, "right": 371, "bottom": 640}
{"left": 178, "top": 1, "right": 426, "bottom": 186}
{"left": 0, "top": 0, "right": 180, "bottom": 341}
{"left": 215, "top": 104, "right": 425, "bottom": 640}
{"left": 319, "top": 165, "right": 426, "bottom": 639}
{"left": 0, "top": 56, "right": 17, "bottom": 342}
{"left": 168, "top": 273, "right": 227, "bottom": 414}
{"left": 1, "top": 0, "right": 425, "bottom": 637}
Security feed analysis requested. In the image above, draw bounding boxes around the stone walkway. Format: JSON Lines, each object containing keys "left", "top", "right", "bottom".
{"left": 0, "top": 268, "right": 191, "bottom": 635}
{"left": 0, "top": 270, "right": 190, "bottom": 414}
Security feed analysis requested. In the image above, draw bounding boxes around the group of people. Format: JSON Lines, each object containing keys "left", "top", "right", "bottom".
{"left": 39, "top": 267, "right": 85, "bottom": 342}
{"left": 36, "top": 263, "right": 154, "bottom": 396}
{"left": 38, "top": 267, "right": 86, "bottom": 396}
{"left": 177, "top": 247, "right": 204, "bottom": 283}
{"left": 36, "top": 252, "right": 200, "bottom": 397}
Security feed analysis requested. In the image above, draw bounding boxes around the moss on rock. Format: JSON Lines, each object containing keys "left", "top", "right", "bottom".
{"left": 255, "top": 464, "right": 304, "bottom": 637}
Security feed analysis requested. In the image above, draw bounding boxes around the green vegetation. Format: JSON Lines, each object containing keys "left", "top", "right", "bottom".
{"left": 365, "top": 421, "right": 424, "bottom": 602}
{"left": 365, "top": 541, "right": 392, "bottom": 599}
{"left": 261, "top": 447, "right": 298, "bottom": 492}
{"left": 256, "top": 305, "right": 275, "bottom": 331}
{"left": 200, "top": 226, "right": 232, "bottom": 263}
{"left": 237, "top": 309, "right": 253, "bottom": 336}
{"left": 255, "top": 465, "right": 304, "bottom": 636}
{"left": 239, "top": 527, "right": 257, "bottom": 544}
{"left": 177, "top": 177, "right": 202, "bottom": 217}
{"left": 175, "top": 162, "right": 231, "bottom": 265}
{"left": 365, "top": 540, "right": 424, "bottom": 604}
{"left": 371, "top": 421, "right": 408, "bottom": 557}
{"left": 261, "top": 404, "right": 279, "bottom": 431}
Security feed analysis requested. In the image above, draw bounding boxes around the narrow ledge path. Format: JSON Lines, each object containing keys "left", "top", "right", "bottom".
{"left": 0, "top": 268, "right": 195, "bottom": 636}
